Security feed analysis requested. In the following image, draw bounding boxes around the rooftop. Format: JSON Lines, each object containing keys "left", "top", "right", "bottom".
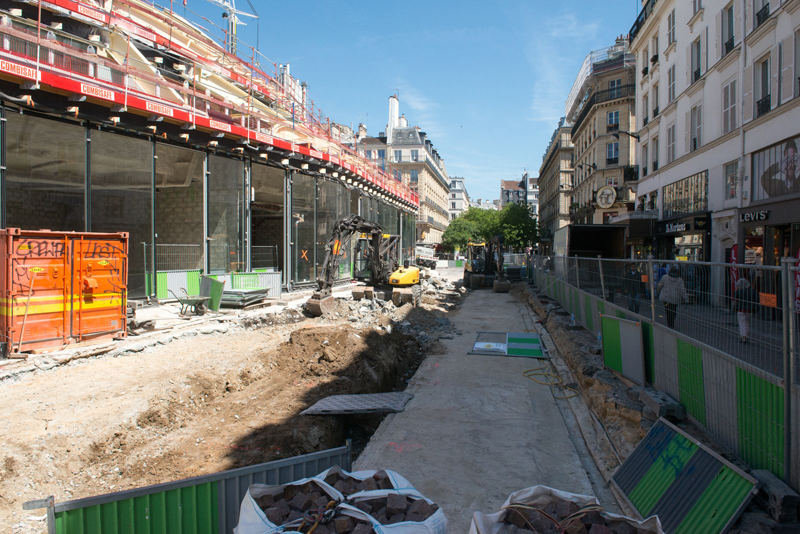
{"left": 501, "top": 180, "right": 525, "bottom": 191}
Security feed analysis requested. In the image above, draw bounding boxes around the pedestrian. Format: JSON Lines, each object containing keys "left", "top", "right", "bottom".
{"left": 734, "top": 278, "right": 758, "bottom": 344}
{"left": 658, "top": 266, "right": 688, "bottom": 329}
{"left": 624, "top": 263, "right": 643, "bottom": 314}
{"left": 654, "top": 263, "right": 668, "bottom": 299}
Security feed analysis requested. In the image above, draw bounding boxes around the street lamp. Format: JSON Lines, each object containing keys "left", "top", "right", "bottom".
{"left": 577, "top": 163, "right": 597, "bottom": 171}
{"left": 612, "top": 131, "right": 640, "bottom": 141}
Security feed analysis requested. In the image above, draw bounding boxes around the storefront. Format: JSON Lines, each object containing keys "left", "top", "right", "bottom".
{"left": 655, "top": 214, "right": 711, "bottom": 261}
{"left": 626, "top": 218, "right": 656, "bottom": 259}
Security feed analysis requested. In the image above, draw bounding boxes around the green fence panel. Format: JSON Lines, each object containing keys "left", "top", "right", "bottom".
{"left": 186, "top": 271, "right": 201, "bottom": 296}
{"left": 601, "top": 315, "right": 623, "bottom": 374}
{"left": 56, "top": 482, "right": 218, "bottom": 534}
{"left": 677, "top": 339, "right": 707, "bottom": 425}
{"left": 201, "top": 276, "right": 226, "bottom": 311}
{"left": 156, "top": 272, "right": 169, "bottom": 300}
{"left": 455, "top": 260, "right": 463, "bottom": 267}
{"left": 584, "top": 294, "right": 594, "bottom": 332}
{"left": 736, "top": 368, "right": 784, "bottom": 477}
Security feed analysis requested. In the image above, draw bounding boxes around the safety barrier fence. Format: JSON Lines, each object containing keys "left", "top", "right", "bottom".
{"left": 25, "top": 444, "right": 351, "bottom": 534}
{"left": 530, "top": 254, "right": 800, "bottom": 492}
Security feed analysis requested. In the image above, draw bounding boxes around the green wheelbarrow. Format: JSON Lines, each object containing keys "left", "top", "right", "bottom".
{"left": 169, "top": 288, "right": 210, "bottom": 316}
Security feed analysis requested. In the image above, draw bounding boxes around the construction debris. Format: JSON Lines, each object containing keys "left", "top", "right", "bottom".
{"left": 751, "top": 470, "right": 800, "bottom": 524}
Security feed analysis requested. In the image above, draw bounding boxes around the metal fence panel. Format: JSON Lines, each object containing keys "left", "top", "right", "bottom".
{"left": 45, "top": 445, "right": 350, "bottom": 534}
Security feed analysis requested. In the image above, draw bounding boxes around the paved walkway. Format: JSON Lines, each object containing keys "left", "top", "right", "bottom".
{"left": 354, "top": 283, "right": 604, "bottom": 532}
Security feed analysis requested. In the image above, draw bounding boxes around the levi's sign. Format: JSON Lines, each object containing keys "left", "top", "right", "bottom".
{"left": 0, "top": 60, "right": 39, "bottom": 80}
{"left": 146, "top": 101, "right": 174, "bottom": 117}
{"left": 81, "top": 83, "right": 115, "bottom": 101}
{"left": 739, "top": 210, "right": 769, "bottom": 223}
{"left": 665, "top": 223, "right": 687, "bottom": 233}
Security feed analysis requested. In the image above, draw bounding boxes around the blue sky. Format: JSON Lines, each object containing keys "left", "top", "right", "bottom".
{"left": 172, "top": 0, "right": 641, "bottom": 202}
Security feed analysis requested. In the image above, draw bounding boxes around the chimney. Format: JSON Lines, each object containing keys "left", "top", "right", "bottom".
{"left": 387, "top": 94, "right": 399, "bottom": 143}
{"left": 358, "top": 123, "right": 368, "bottom": 140}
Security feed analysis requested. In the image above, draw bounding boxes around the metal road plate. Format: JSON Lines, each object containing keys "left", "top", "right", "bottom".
{"left": 469, "top": 332, "right": 548, "bottom": 358}
{"left": 301, "top": 392, "right": 414, "bottom": 415}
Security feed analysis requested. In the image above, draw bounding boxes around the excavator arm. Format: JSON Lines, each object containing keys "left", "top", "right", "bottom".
{"left": 307, "top": 215, "right": 384, "bottom": 316}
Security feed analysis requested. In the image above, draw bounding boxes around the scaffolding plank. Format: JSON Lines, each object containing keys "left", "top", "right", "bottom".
{"left": 301, "top": 392, "right": 414, "bottom": 415}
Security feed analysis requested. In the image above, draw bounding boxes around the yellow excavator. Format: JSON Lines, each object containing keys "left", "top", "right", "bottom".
{"left": 306, "top": 215, "right": 421, "bottom": 316}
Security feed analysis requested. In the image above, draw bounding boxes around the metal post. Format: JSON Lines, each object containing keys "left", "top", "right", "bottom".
{"left": 648, "top": 256, "right": 657, "bottom": 324}
{"left": 598, "top": 255, "right": 606, "bottom": 302}
{"left": 574, "top": 256, "right": 581, "bottom": 290}
{"left": 781, "top": 258, "right": 793, "bottom": 485}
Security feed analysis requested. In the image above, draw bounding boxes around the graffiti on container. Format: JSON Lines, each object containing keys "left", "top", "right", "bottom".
{"left": 84, "top": 241, "right": 124, "bottom": 259}
{"left": 16, "top": 239, "right": 66, "bottom": 258}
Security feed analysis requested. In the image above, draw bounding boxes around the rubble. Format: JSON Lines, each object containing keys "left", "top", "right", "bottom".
{"left": 352, "top": 495, "right": 439, "bottom": 525}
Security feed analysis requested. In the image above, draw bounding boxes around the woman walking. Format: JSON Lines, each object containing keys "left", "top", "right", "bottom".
{"left": 734, "top": 278, "right": 758, "bottom": 343}
{"left": 658, "top": 266, "right": 688, "bottom": 329}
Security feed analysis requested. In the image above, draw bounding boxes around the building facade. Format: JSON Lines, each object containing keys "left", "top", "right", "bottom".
{"left": 500, "top": 178, "right": 528, "bottom": 208}
{"left": 360, "top": 96, "right": 450, "bottom": 245}
{"left": 448, "top": 177, "right": 471, "bottom": 220}
{"left": 471, "top": 199, "right": 499, "bottom": 210}
{"left": 0, "top": 0, "right": 418, "bottom": 298}
{"left": 630, "top": 0, "right": 800, "bottom": 268}
{"left": 528, "top": 176, "right": 540, "bottom": 216}
{"left": 567, "top": 39, "right": 638, "bottom": 227}
{"left": 538, "top": 118, "right": 575, "bottom": 251}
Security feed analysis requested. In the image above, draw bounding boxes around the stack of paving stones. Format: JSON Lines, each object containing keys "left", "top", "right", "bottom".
{"left": 502, "top": 501, "right": 654, "bottom": 534}
{"left": 253, "top": 471, "right": 438, "bottom": 533}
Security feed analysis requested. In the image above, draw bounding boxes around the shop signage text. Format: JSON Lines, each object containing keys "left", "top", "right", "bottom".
{"left": 739, "top": 210, "right": 770, "bottom": 223}
{"left": 665, "top": 223, "right": 687, "bottom": 233}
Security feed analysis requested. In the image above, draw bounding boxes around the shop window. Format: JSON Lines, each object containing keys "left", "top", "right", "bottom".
{"left": 251, "top": 163, "right": 285, "bottom": 272}
{"left": 662, "top": 171, "right": 708, "bottom": 218}
{"left": 5, "top": 113, "right": 85, "bottom": 232}
{"left": 752, "top": 134, "right": 800, "bottom": 201}
{"left": 724, "top": 161, "right": 738, "bottom": 199}
{"left": 208, "top": 156, "right": 245, "bottom": 273}
{"left": 316, "top": 179, "right": 340, "bottom": 281}
{"left": 292, "top": 173, "right": 315, "bottom": 284}
{"left": 90, "top": 130, "right": 152, "bottom": 298}
{"left": 745, "top": 227, "right": 764, "bottom": 265}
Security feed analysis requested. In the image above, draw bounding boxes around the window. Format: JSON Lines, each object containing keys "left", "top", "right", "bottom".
{"left": 667, "top": 124, "right": 676, "bottom": 163}
{"left": 607, "top": 142, "right": 619, "bottom": 164}
{"left": 364, "top": 150, "right": 372, "bottom": 159}
{"left": 653, "top": 84, "right": 660, "bottom": 115}
{"left": 757, "top": 56, "right": 771, "bottom": 116}
{"left": 723, "top": 79, "right": 737, "bottom": 134}
{"left": 722, "top": 4, "right": 735, "bottom": 54}
{"left": 667, "top": 9, "right": 676, "bottom": 44}
{"left": 652, "top": 35, "right": 659, "bottom": 62}
{"left": 609, "top": 78, "right": 621, "bottom": 99}
{"left": 751, "top": 134, "right": 800, "bottom": 201}
{"left": 410, "top": 170, "right": 419, "bottom": 182}
{"left": 725, "top": 161, "right": 738, "bottom": 199}
{"left": 691, "top": 104, "right": 702, "bottom": 150}
{"left": 207, "top": 155, "right": 244, "bottom": 277}
{"left": 607, "top": 110, "right": 619, "bottom": 131}
{"left": 377, "top": 149, "right": 385, "bottom": 161}
{"left": 394, "top": 150, "right": 402, "bottom": 162}
{"left": 451, "top": 202, "right": 456, "bottom": 209}
{"left": 693, "top": 0, "right": 703, "bottom": 15}
{"left": 668, "top": 65, "right": 676, "bottom": 102}
{"left": 642, "top": 144, "right": 649, "bottom": 175}
{"left": 663, "top": 171, "right": 709, "bottom": 218}
{"left": 411, "top": 149, "right": 419, "bottom": 161}
{"left": 643, "top": 93, "right": 649, "bottom": 122}
{"left": 755, "top": 0, "right": 769, "bottom": 29}
{"left": 692, "top": 39, "right": 702, "bottom": 82}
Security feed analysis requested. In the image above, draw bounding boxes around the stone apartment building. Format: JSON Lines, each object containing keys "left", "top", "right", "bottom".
{"left": 360, "top": 95, "right": 450, "bottom": 244}
{"left": 500, "top": 178, "right": 528, "bottom": 208}
{"left": 528, "top": 176, "right": 540, "bottom": 217}
{"left": 538, "top": 118, "right": 576, "bottom": 252}
{"left": 567, "top": 39, "right": 639, "bottom": 226}
{"left": 630, "top": 0, "right": 800, "bottom": 267}
{"left": 448, "top": 177, "right": 471, "bottom": 220}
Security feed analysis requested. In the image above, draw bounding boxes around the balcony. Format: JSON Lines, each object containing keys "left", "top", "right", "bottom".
{"left": 642, "top": 66, "right": 649, "bottom": 77}
{"left": 642, "top": 166, "right": 649, "bottom": 177}
{"left": 653, "top": 106, "right": 659, "bottom": 117}
{"left": 756, "top": 3, "right": 770, "bottom": 29}
{"left": 607, "top": 123, "right": 619, "bottom": 133}
{"left": 571, "top": 84, "right": 635, "bottom": 136}
{"left": 630, "top": 0, "right": 659, "bottom": 44}
{"left": 643, "top": 116, "right": 649, "bottom": 126}
{"left": 391, "top": 155, "right": 422, "bottom": 163}
{"left": 692, "top": 138, "right": 699, "bottom": 151}
{"left": 757, "top": 95, "right": 771, "bottom": 117}
{"left": 624, "top": 165, "right": 639, "bottom": 182}
{"left": 652, "top": 160, "right": 659, "bottom": 171}
{"left": 724, "top": 37, "right": 735, "bottom": 56}
{"left": 606, "top": 157, "right": 619, "bottom": 166}
{"left": 693, "top": 68, "right": 702, "bottom": 83}
{"left": 651, "top": 54, "right": 659, "bottom": 64}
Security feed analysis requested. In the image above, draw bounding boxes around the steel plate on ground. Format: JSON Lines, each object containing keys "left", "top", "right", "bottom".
{"left": 301, "top": 392, "right": 414, "bottom": 415}
{"left": 470, "top": 332, "right": 547, "bottom": 358}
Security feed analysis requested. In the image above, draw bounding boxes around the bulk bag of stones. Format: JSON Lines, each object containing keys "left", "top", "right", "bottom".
{"left": 234, "top": 467, "right": 446, "bottom": 534}
{"left": 469, "top": 486, "right": 662, "bottom": 534}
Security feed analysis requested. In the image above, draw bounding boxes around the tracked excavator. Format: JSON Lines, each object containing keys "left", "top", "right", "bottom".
{"left": 306, "top": 215, "right": 422, "bottom": 316}
{"left": 462, "top": 236, "right": 510, "bottom": 292}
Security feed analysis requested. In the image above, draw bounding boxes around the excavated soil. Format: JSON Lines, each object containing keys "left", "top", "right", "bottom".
{"left": 0, "top": 309, "right": 432, "bottom": 533}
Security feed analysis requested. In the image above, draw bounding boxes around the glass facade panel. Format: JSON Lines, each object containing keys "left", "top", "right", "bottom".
{"left": 208, "top": 155, "right": 244, "bottom": 273}
{"left": 155, "top": 144, "right": 204, "bottom": 271}
{"left": 662, "top": 171, "right": 708, "bottom": 219}
{"left": 292, "top": 173, "right": 315, "bottom": 284}
{"left": 6, "top": 113, "right": 84, "bottom": 231}
{"left": 251, "top": 163, "right": 284, "bottom": 272}
{"left": 91, "top": 130, "right": 153, "bottom": 298}
{"left": 752, "top": 135, "right": 800, "bottom": 201}
{"left": 316, "top": 179, "right": 339, "bottom": 280}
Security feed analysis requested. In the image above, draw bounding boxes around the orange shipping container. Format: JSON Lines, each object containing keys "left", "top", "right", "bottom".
{"left": 0, "top": 229, "right": 128, "bottom": 357}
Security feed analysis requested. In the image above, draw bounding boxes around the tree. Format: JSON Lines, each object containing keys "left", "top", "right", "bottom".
{"left": 498, "top": 203, "right": 538, "bottom": 250}
{"left": 441, "top": 207, "right": 501, "bottom": 251}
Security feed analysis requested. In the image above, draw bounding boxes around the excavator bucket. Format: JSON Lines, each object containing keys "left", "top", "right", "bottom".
{"left": 493, "top": 278, "right": 511, "bottom": 293}
{"left": 306, "top": 295, "right": 335, "bottom": 316}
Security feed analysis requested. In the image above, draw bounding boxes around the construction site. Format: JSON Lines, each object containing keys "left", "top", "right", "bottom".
{"left": 1, "top": 0, "right": 800, "bottom": 533}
